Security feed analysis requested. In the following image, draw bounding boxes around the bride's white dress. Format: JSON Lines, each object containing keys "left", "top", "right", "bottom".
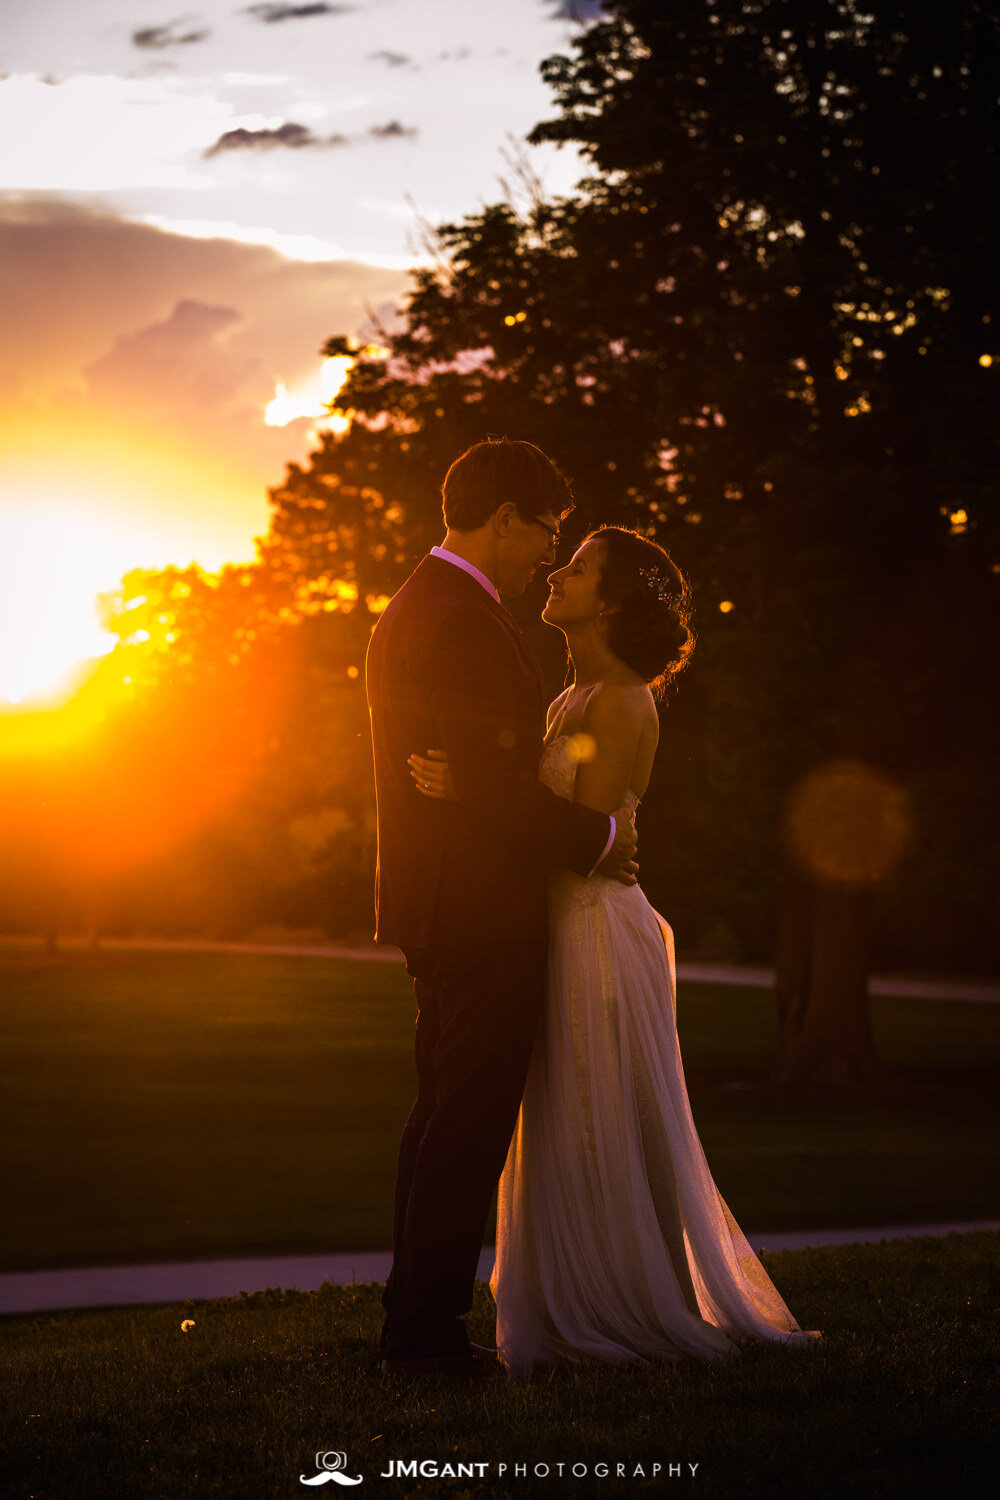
{"left": 490, "top": 735, "right": 823, "bottom": 1372}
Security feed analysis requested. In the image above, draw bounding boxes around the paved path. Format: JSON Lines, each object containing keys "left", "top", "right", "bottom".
{"left": 3, "top": 942, "right": 995, "bottom": 1317}
{"left": 9, "top": 936, "right": 999, "bottom": 1003}
{"left": 2, "top": 1220, "right": 998, "bottom": 1317}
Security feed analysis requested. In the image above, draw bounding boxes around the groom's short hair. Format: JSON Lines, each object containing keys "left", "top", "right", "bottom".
{"left": 442, "top": 437, "right": 574, "bottom": 531}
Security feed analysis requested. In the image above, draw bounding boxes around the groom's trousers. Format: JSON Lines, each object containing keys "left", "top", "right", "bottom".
{"left": 380, "top": 937, "right": 548, "bottom": 1360}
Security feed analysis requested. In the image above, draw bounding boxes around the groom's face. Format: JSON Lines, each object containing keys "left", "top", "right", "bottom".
{"left": 495, "top": 507, "right": 561, "bottom": 596}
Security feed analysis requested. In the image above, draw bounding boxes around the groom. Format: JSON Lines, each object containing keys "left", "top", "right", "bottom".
{"left": 365, "top": 437, "right": 638, "bottom": 1379}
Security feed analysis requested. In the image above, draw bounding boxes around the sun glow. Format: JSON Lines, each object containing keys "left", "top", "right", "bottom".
{"left": 265, "top": 355, "right": 354, "bottom": 432}
{"left": 0, "top": 509, "right": 136, "bottom": 706}
{"left": 0, "top": 398, "right": 272, "bottom": 712}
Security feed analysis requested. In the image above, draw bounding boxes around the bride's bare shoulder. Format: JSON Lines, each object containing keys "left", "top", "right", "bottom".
{"left": 585, "top": 677, "right": 658, "bottom": 735}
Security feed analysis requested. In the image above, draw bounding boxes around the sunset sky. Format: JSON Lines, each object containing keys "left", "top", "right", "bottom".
{"left": 0, "top": 0, "right": 602, "bottom": 702}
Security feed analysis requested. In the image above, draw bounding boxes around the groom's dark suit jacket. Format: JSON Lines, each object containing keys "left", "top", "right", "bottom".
{"left": 366, "top": 553, "right": 612, "bottom": 949}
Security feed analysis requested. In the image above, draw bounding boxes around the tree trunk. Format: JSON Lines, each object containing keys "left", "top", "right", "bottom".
{"left": 771, "top": 854, "right": 891, "bottom": 1097}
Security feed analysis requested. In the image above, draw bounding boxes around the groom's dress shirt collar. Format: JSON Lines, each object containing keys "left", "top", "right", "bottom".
{"left": 430, "top": 546, "right": 501, "bottom": 604}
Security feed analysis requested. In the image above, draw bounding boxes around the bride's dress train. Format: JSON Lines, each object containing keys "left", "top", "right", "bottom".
{"left": 491, "top": 735, "right": 823, "bottom": 1372}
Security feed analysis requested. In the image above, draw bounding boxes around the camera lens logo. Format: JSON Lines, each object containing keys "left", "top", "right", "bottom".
{"left": 300, "top": 1451, "right": 364, "bottom": 1487}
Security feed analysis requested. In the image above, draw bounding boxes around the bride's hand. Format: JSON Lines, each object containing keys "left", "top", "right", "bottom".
{"left": 409, "top": 749, "right": 457, "bottom": 801}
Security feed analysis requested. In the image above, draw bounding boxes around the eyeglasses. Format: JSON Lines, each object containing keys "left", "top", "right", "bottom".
{"left": 523, "top": 514, "right": 561, "bottom": 543}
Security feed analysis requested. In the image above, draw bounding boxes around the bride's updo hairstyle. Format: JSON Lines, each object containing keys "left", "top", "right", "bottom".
{"left": 587, "top": 526, "right": 695, "bottom": 699}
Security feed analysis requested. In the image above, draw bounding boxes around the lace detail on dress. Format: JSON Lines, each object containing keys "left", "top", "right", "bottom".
{"left": 540, "top": 734, "right": 640, "bottom": 816}
{"left": 540, "top": 735, "right": 639, "bottom": 911}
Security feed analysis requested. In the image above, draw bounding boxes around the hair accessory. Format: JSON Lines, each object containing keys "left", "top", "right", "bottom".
{"left": 639, "top": 566, "right": 681, "bottom": 609}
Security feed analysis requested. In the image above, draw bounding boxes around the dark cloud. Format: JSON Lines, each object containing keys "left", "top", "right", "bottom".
{"left": 545, "top": 0, "right": 607, "bottom": 20}
{"left": 244, "top": 3, "right": 353, "bottom": 21}
{"left": 205, "top": 119, "right": 417, "bottom": 156}
{"left": 205, "top": 121, "right": 349, "bottom": 156}
{"left": 368, "top": 50, "right": 413, "bottom": 69}
{"left": 368, "top": 120, "right": 417, "bottom": 140}
{"left": 132, "top": 21, "right": 211, "bottom": 49}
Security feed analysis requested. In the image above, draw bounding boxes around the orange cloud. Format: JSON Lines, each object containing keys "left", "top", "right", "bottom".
{"left": 0, "top": 197, "right": 410, "bottom": 698}
{"left": 0, "top": 197, "right": 409, "bottom": 542}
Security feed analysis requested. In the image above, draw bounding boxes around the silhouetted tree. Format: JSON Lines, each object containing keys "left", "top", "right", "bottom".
{"left": 23, "top": 1, "right": 995, "bottom": 1021}
{"left": 285, "top": 0, "right": 998, "bottom": 1092}
{"left": 85, "top": 566, "right": 377, "bottom": 940}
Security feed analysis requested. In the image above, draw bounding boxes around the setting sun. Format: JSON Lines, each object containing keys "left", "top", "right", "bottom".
{"left": 0, "top": 509, "right": 133, "bottom": 705}
{"left": 0, "top": 405, "right": 274, "bottom": 710}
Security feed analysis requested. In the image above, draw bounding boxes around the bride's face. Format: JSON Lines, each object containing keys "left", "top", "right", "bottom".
{"left": 543, "top": 540, "right": 607, "bottom": 626}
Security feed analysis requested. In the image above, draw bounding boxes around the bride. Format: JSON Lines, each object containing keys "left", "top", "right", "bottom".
{"left": 410, "top": 525, "right": 822, "bottom": 1373}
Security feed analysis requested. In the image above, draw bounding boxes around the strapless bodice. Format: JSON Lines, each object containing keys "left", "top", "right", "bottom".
{"left": 539, "top": 734, "right": 640, "bottom": 816}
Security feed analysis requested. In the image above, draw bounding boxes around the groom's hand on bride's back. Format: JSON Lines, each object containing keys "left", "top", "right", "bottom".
{"left": 599, "top": 812, "right": 639, "bottom": 885}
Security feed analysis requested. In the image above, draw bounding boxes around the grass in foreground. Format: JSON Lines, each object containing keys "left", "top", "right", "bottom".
{"left": 1, "top": 1233, "right": 998, "bottom": 1499}
{"left": 1, "top": 946, "right": 998, "bottom": 1271}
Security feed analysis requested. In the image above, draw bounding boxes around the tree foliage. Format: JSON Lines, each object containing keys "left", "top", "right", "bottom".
{"left": 10, "top": 1, "right": 997, "bottom": 978}
{"left": 261, "top": 0, "right": 998, "bottom": 974}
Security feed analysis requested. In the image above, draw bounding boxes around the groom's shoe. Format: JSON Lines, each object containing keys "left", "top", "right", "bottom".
{"left": 381, "top": 1349, "right": 504, "bottom": 1383}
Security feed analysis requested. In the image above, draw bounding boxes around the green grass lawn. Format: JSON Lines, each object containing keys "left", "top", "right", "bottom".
{"left": 1, "top": 946, "right": 998, "bottom": 1273}
{"left": 1, "top": 1232, "right": 997, "bottom": 1499}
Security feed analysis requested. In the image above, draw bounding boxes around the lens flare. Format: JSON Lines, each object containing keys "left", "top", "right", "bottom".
{"left": 566, "top": 732, "right": 597, "bottom": 764}
{"left": 782, "top": 759, "right": 913, "bottom": 889}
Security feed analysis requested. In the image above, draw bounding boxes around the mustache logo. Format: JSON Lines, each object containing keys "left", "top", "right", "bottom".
{"left": 300, "top": 1452, "right": 363, "bottom": 1487}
